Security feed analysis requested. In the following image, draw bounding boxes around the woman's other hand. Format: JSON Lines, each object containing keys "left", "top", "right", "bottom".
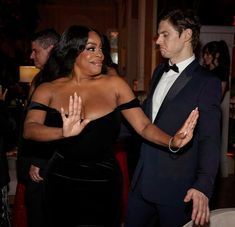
{"left": 29, "top": 165, "right": 43, "bottom": 182}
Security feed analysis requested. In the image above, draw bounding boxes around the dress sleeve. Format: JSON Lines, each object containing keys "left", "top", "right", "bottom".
{"left": 117, "top": 98, "right": 140, "bottom": 111}
{"left": 27, "top": 101, "right": 52, "bottom": 112}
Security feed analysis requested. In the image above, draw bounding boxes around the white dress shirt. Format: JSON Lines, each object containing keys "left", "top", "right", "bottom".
{"left": 152, "top": 55, "right": 195, "bottom": 122}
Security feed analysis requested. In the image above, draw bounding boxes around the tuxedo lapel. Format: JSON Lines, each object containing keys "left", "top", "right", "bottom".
{"left": 153, "top": 60, "right": 198, "bottom": 123}
{"left": 149, "top": 65, "right": 165, "bottom": 97}
{"left": 145, "top": 64, "right": 165, "bottom": 120}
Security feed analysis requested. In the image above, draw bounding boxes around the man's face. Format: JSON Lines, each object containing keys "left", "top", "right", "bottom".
{"left": 30, "top": 40, "right": 53, "bottom": 69}
{"left": 155, "top": 19, "right": 188, "bottom": 63}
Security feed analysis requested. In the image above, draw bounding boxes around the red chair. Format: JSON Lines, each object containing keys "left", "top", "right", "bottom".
{"left": 114, "top": 142, "right": 130, "bottom": 222}
{"left": 11, "top": 182, "right": 28, "bottom": 227}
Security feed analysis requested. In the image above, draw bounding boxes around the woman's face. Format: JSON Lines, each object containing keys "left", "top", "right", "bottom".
{"left": 203, "top": 49, "right": 213, "bottom": 66}
{"left": 75, "top": 31, "right": 104, "bottom": 76}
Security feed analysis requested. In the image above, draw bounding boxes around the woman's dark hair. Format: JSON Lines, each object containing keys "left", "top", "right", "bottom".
{"left": 101, "top": 34, "right": 119, "bottom": 74}
{"left": 36, "top": 25, "right": 102, "bottom": 87}
{"left": 160, "top": 9, "right": 201, "bottom": 50}
{"left": 202, "top": 40, "right": 230, "bottom": 71}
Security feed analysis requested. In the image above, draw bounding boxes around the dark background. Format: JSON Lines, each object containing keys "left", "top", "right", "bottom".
{"left": 0, "top": 0, "right": 234, "bottom": 40}
{"left": 158, "top": 0, "right": 235, "bottom": 26}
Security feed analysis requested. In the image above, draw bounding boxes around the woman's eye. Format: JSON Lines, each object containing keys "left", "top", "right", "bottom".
{"left": 86, "top": 47, "right": 96, "bottom": 51}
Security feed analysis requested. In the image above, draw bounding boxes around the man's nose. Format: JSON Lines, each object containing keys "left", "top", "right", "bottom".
{"left": 156, "top": 36, "right": 161, "bottom": 45}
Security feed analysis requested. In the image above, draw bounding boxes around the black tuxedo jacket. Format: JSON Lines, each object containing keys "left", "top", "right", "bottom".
{"left": 131, "top": 59, "right": 221, "bottom": 206}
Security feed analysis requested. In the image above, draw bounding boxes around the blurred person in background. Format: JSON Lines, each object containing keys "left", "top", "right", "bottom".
{"left": 202, "top": 40, "right": 231, "bottom": 203}
{"left": 17, "top": 28, "right": 60, "bottom": 227}
{"left": 202, "top": 40, "right": 230, "bottom": 101}
{"left": 28, "top": 28, "right": 61, "bottom": 97}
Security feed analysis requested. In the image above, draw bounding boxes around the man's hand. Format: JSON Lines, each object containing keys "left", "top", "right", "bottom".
{"left": 184, "top": 188, "right": 210, "bottom": 226}
{"left": 29, "top": 165, "right": 43, "bottom": 182}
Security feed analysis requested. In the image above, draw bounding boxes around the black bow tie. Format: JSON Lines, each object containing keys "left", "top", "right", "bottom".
{"left": 164, "top": 63, "right": 179, "bottom": 73}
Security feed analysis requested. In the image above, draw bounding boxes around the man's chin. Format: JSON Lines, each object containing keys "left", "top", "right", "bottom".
{"left": 160, "top": 51, "right": 168, "bottom": 58}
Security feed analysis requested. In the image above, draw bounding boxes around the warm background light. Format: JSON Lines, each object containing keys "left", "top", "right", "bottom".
{"left": 19, "top": 66, "right": 40, "bottom": 83}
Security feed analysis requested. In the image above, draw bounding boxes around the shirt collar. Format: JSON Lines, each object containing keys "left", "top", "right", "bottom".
{"left": 169, "top": 55, "right": 195, "bottom": 73}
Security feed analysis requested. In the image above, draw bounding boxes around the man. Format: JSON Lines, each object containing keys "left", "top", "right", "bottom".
{"left": 17, "top": 28, "right": 60, "bottom": 227}
{"left": 125, "top": 9, "right": 221, "bottom": 227}
{"left": 28, "top": 28, "right": 60, "bottom": 97}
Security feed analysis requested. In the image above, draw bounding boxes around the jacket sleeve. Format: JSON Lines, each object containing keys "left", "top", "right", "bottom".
{"left": 192, "top": 75, "right": 221, "bottom": 198}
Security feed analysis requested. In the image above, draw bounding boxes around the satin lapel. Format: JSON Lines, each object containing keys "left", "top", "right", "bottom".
{"left": 145, "top": 64, "right": 165, "bottom": 119}
{"left": 149, "top": 65, "right": 165, "bottom": 98}
{"left": 153, "top": 60, "right": 198, "bottom": 123}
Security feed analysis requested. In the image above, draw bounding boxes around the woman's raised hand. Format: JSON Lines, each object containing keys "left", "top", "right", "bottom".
{"left": 171, "top": 108, "right": 199, "bottom": 150}
{"left": 61, "top": 92, "right": 90, "bottom": 138}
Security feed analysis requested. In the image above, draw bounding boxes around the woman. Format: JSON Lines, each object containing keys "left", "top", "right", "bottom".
{"left": 202, "top": 40, "right": 230, "bottom": 101}
{"left": 202, "top": 40, "right": 231, "bottom": 193}
{"left": 23, "top": 25, "right": 198, "bottom": 227}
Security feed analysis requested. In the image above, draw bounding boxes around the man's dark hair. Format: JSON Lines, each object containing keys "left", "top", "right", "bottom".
{"left": 160, "top": 9, "right": 201, "bottom": 50}
{"left": 31, "top": 28, "right": 60, "bottom": 49}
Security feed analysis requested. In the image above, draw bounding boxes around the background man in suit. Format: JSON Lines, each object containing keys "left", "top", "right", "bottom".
{"left": 17, "top": 28, "right": 60, "bottom": 227}
{"left": 125, "top": 9, "right": 221, "bottom": 227}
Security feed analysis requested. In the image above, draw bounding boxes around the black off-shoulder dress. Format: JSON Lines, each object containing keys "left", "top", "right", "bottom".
{"left": 27, "top": 98, "right": 139, "bottom": 227}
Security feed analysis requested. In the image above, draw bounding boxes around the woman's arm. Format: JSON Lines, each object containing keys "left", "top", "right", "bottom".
{"left": 121, "top": 107, "right": 198, "bottom": 149}
{"left": 114, "top": 75, "right": 198, "bottom": 149}
{"left": 24, "top": 111, "right": 65, "bottom": 141}
{"left": 23, "top": 83, "right": 64, "bottom": 141}
{"left": 23, "top": 85, "right": 89, "bottom": 142}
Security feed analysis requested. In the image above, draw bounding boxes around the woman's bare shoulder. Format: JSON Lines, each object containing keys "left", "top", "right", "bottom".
{"left": 51, "top": 77, "right": 70, "bottom": 84}
{"left": 103, "top": 73, "right": 127, "bottom": 84}
{"left": 30, "top": 82, "right": 53, "bottom": 104}
{"left": 102, "top": 74, "right": 135, "bottom": 103}
{"left": 35, "top": 77, "right": 69, "bottom": 91}
{"left": 109, "top": 75, "right": 132, "bottom": 91}
{"left": 31, "top": 78, "right": 67, "bottom": 104}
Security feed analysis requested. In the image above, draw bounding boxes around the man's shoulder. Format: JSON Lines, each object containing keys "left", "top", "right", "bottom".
{"left": 187, "top": 60, "right": 219, "bottom": 79}
{"left": 195, "top": 64, "right": 219, "bottom": 79}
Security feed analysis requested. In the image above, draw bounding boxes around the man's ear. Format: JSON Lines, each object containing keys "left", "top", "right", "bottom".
{"left": 184, "top": 28, "right": 192, "bottom": 41}
{"left": 47, "top": 45, "right": 54, "bottom": 53}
